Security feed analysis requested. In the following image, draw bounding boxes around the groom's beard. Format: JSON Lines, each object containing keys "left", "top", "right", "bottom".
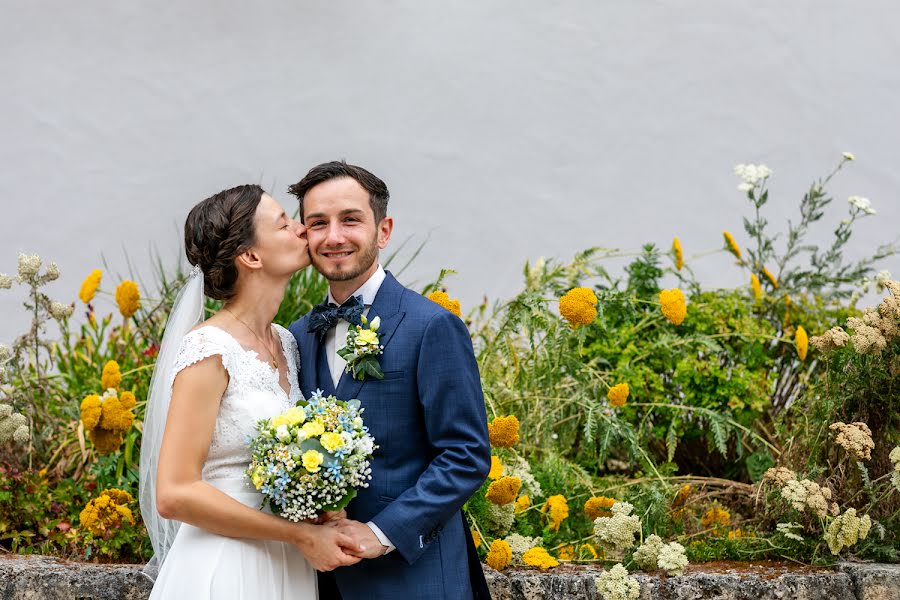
{"left": 312, "top": 233, "right": 379, "bottom": 282}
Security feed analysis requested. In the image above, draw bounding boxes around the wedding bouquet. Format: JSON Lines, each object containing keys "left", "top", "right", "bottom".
{"left": 246, "top": 390, "right": 376, "bottom": 521}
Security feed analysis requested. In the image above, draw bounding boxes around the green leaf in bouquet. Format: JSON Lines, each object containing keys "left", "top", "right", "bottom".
{"left": 320, "top": 488, "right": 357, "bottom": 513}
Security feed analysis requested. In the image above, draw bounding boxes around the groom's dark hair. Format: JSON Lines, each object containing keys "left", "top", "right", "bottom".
{"left": 288, "top": 160, "right": 389, "bottom": 224}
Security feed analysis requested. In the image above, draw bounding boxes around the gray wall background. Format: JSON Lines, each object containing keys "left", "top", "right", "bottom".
{"left": 2, "top": 1, "right": 898, "bottom": 343}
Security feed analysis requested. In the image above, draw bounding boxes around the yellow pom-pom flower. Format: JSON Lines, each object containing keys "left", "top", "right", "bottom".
{"left": 79, "top": 269, "right": 102, "bottom": 304}
{"left": 79, "top": 488, "right": 135, "bottom": 537}
{"left": 485, "top": 476, "right": 522, "bottom": 505}
{"left": 302, "top": 449, "right": 324, "bottom": 473}
{"left": 115, "top": 280, "right": 140, "bottom": 318}
{"left": 723, "top": 231, "right": 743, "bottom": 261}
{"left": 88, "top": 427, "right": 124, "bottom": 454}
{"left": 795, "top": 325, "right": 808, "bottom": 361}
{"left": 523, "top": 546, "right": 559, "bottom": 569}
{"left": 700, "top": 506, "right": 731, "bottom": 529}
{"left": 584, "top": 496, "right": 616, "bottom": 520}
{"left": 426, "top": 290, "right": 462, "bottom": 317}
{"left": 557, "top": 545, "right": 575, "bottom": 561}
{"left": 301, "top": 420, "right": 325, "bottom": 438}
{"left": 672, "top": 237, "right": 684, "bottom": 271}
{"left": 541, "top": 494, "right": 569, "bottom": 532}
{"left": 607, "top": 383, "right": 629, "bottom": 408}
{"left": 762, "top": 266, "right": 778, "bottom": 288}
{"left": 659, "top": 288, "right": 687, "bottom": 325}
{"left": 488, "top": 415, "right": 520, "bottom": 447}
{"left": 751, "top": 274, "right": 762, "bottom": 301}
{"left": 471, "top": 527, "right": 482, "bottom": 549}
{"left": 80, "top": 394, "right": 102, "bottom": 430}
{"left": 515, "top": 495, "right": 531, "bottom": 514}
{"left": 559, "top": 287, "right": 598, "bottom": 327}
{"left": 486, "top": 539, "right": 512, "bottom": 570}
{"left": 101, "top": 360, "right": 122, "bottom": 391}
{"left": 119, "top": 391, "right": 136, "bottom": 410}
{"left": 99, "top": 394, "right": 135, "bottom": 432}
{"left": 488, "top": 456, "right": 504, "bottom": 481}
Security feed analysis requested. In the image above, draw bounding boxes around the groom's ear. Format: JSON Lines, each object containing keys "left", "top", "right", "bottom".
{"left": 377, "top": 217, "right": 393, "bottom": 250}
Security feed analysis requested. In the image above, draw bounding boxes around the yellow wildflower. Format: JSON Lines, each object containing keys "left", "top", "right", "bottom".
{"left": 578, "top": 543, "right": 599, "bottom": 560}
{"left": 302, "top": 449, "right": 324, "bottom": 473}
{"left": 119, "top": 391, "right": 136, "bottom": 410}
{"left": 559, "top": 287, "right": 598, "bottom": 327}
{"left": 485, "top": 476, "right": 522, "bottom": 505}
{"left": 785, "top": 294, "right": 792, "bottom": 309}
{"left": 728, "top": 528, "right": 744, "bottom": 540}
{"left": 79, "top": 269, "right": 102, "bottom": 304}
{"left": 80, "top": 394, "right": 102, "bottom": 430}
{"left": 101, "top": 488, "right": 133, "bottom": 506}
{"left": 672, "top": 484, "right": 691, "bottom": 512}
{"left": 523, "top": 547, "right": 559, "bottom": 569}
{"left": 426, "top": 290, "right": 462, "bottom": 317}
{"left": 486, "top": 539, "right": 512, "bottom": 570}
{"left": 541, "top": 495, "right": 569, "bottom": 532}
{"left": 762, "top": 266, "right": 778, "bottom": 288}
{"left": 320, "top": 432, "right": 344, "bottom": 452}
{"left": 115, "top": 280, "right": 140, "bottom": 318}
{"left": 98, "top": 394, "right": 135, "bottom": 432}
{"left": 488, "top": 415, "right": 520, "bottom": 447}
{"left": 471, "top": 527, "right": 482, "bottom": 549}
{"left": 795, "top": 326, "right": 808, "bottom": 361}
{"left": 88, "top": 427, "right": 124, "bottom": 454}
{"left": 723, "top": 231, "right": 743, "bottom": 261}
{"left": 700, "top": 506, "right": 731, "bottom": 529}
{"left": 584, "top": 496, "right": 616, "bottom": 520}
{"left": 672, "top": 237, "right": 684, "bottom": 271}
{"left": 557, "top": 545, "right": 575, "bottom": 561}
{"left": 488, "top": 456, "right": 504, "bottom": 480}
{"left": 607, "top": 383, "right": 629, "bottom": 408}
{"left": 301, "top": 420, "right": 325, "bottom": 438}
{"left": 751, "top": 274, "right": 762, "bottom": 301}
{"left": 101, "top": 360, "right": 122, "bottom": 391}
{"left": 79, "top": 489, "right": 136, "bottom": 537}
{"left": 515, "top": 495, "right": 531, "bottom": 514}
{"left": 659, "top": 288, "right": 687, "bottom": 325}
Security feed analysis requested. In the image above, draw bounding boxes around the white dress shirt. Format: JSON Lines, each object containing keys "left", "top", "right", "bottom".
{"left": 323, "top": 264, "right": 395, "bottom": 554}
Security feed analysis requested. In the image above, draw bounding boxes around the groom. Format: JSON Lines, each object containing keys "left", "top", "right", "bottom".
{"left": 287, "top": 161, "right": 492, "bottom": 599}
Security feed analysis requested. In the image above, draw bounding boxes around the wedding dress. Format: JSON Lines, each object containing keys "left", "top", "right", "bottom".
{"left": 147, "top": 324, "right": 317, "bottom": 599}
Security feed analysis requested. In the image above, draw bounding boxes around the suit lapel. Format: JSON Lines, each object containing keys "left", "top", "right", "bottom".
{"left": 335, "top": 271, "right": 406, "bottom": 401}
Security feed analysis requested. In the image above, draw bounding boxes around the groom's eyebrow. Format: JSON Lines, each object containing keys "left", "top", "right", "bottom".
{"left": 305, "top": 208, "right": 365, "bottom": 220}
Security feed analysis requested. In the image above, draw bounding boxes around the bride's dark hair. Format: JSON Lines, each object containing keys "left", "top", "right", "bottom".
{"left": 184, "top": 184, "right": 264, "bottom": 301}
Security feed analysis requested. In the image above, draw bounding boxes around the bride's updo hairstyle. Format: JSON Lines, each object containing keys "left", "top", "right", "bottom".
{"left": 184, "top": 184, "right": 264, "bottom": 301}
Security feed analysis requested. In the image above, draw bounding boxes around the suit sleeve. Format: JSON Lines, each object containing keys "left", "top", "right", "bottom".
{"left": 370, "top": 310, "right": 491, "bottom": 564}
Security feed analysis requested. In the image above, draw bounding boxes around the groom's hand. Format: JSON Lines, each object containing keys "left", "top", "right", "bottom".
{"left": 332, "top": 519, "right": 387, "bottom": 559}
{"left": 292, "top": 523, "right": 364, "bottom": 572}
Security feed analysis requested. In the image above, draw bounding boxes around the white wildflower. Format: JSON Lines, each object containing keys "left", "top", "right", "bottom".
{"left": 16, "top": 253, "right": 42, "bottom": 281}
{"left": 776, "top": 522, "right": 805, "bottom": 541}
{"left": 505, "top": 455, "right": 543, "bottom": 499}
{"left": 595, "top": 563, "right": 640, "bottom": 600}
{"left": 737, "top": 182, "right": 754, "bottom": 193}
{"left": 734, "top": 163, "right": 772, "bottom": 188}
{"left": 829, "top": 422, "right": 874, "bottom": 461}
{"left": 780, "top": 478, "right": 833, "bottom": 517}
{"left": 848, "top": 196, "right": 876, "bottom": 215}
{"left": 0, "top": 273, "right": 12, "bottom": 289}
{"left": 503, "top": 533, "right": 542, "bottom": 562}
{"left": 875, "top": 270, "right": 892, "bottom": 292}
{"left": 49, "top": 301, "right": 74, "bottom": 321}
{"left": 484, "top": 502, "right": 515, "bottom": 536}
{"left": 46, "top": 262, "right": 60, "bottom": 281}
{"left": 823, "top": 508, "right": 871, "bottom": 555}
{"left": 842, "top": 151, "right": 856, "bottom": 161}
{"left": 657, "top": 541, "right": 689, "bottom": 576}
{"left": 0, "top": 344, "right": 12, "bottom": 363}
{"left": 890, "top": 447, "right": 900, "bottom": 491}
{"left": 633, "top": 534, "right": 664, "bottom": 571}
{"left": 593, "top": 501, "right": 642, "bottom": 552}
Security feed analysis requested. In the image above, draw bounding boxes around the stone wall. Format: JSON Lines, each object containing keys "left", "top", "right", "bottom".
{"left": 1, "top": 554, "right": 898, "bottom": 599}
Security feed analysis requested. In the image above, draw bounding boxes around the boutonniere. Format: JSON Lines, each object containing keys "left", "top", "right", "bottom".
{"left": 337, "top": 315, "right": 384, "bottom": 381}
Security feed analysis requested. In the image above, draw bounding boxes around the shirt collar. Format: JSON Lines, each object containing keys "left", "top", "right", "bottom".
{"left": 327, "top": 264, "right": 386, "bottom": 307}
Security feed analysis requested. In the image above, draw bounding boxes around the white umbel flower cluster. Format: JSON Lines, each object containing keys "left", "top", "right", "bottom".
{"left": 633, "top": 534, "right": 664, "bottom": 570}
{"left": 595, "top": 563, "right": 640, "bottom": 600}
{"left": 593, "top": 501, "right": 642, "bottom": 553}
{"left": 829, "top": 421, "right": 875, "bottom": 461}
{"left": 889, "top": 446, "right": 900, "bottom": 492}
{"left": 0, "top": 273, "right": 12, "bottom": 289}
{"left": 823, "top": 508, "right": 871, "bottom": 555}
{"left": 657, "top": 541, "right": 689, "bottom": 576}
{"left": 776, "top": 522, "right": 805, "bottom": 541}
{"left": 0, "top": 403, "right": 30, "bottom": 444}
{"left": 503, "top": 533, "right": 542, "bottom": 563}
{"left": 780, "top": 478, "right": 837, "bottom": 518}
{"left": 49, "top": 301, "right": 74, "bottom": 321}
{"left": 848, "top": 196, "right": 876, "bottom": 215}
{"left": 16, "top": 253, "right": 42, "bottom": 281}
{"left": 734, "top": 163, "right": 772, "bottom": 192}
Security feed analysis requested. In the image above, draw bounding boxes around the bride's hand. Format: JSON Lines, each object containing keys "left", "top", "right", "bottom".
{"left": 290, "top": 522, "right": 363, "bottom": 572}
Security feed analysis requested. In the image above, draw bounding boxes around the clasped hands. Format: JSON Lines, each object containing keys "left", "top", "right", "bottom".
{"left": 299, "top": 510, "right": 387, "bottom": 572}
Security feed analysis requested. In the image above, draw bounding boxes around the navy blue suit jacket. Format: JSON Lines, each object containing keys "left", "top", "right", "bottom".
{"left": 289, "top": 272, "right": 491, "bottom": 599}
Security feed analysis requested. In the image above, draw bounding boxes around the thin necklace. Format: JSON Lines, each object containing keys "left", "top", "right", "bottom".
{"left": 223, "top": 307, "right": 280, "bottom": 371}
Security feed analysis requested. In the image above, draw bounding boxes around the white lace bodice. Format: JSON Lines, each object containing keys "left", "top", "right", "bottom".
{"left": 170, "top": 324, "right": 302, "bottom": 482}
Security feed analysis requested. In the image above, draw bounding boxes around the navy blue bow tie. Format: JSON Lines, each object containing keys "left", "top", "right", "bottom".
{"left": 307, "top": 295, "right": 365, "bottom": 341}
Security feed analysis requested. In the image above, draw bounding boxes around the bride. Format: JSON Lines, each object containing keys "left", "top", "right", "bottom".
{"left": 139, "top": 184, "right": 362, "bottom": 599}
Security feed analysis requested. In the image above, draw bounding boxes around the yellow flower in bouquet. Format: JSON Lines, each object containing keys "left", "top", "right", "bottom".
{"left": 485, "top": 476, "right": 522, "bottom": 505}
{"left": 79, "top": 269, "right": 102, "bottom": 304}
{"left": 356, "top": 329, "right": 379, "bottom": 346}
{"left": 488, "top": 415, "right": 520, "bottom": 447}
{"left": 426, "top": 290, "right": 462, "bottom": 317}
{"left": 659, "top": 288, "right": 687, "bottom": 325}
{"left": 302, "top": 449, "right": 324, "bottom": 473}
{"left": 523, "top": 546, "right": 559, "bottom": 569}
{"left": 273, "top": 406, "right": 307, "bottom": 428}
{"left": 115, "top": 280, "right": 140, "bottom": 318}
{"left": 486, "top": 539, "right": 512, "bottom": 570}
{"left": 607, "top": 383, "right": 629, "bottom": 408}
{"left": 301, "top": 420, "right": 325, "bottom": 438}
{"left": 101, "top": 360, "right": 122, "bottom": 391}
{"left": 320, "top": 432, "right": 344, "bottom": 452}
{"left": 542, "top": 495, "right": 569, "bottom": 532}
{"left": 559, "top": 287, "right": 597, "bottom": 327}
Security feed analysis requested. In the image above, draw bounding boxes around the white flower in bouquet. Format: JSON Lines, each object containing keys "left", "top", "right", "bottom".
{"left": 246, "top": 390, "right": 377, "bottom": 521}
